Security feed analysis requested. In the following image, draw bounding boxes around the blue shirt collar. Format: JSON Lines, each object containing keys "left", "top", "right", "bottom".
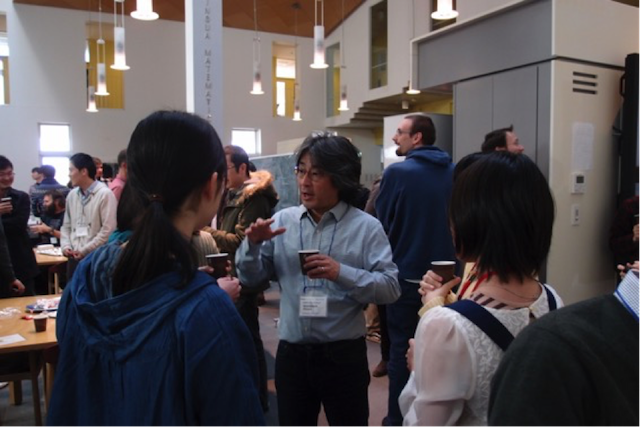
{"left": 615, "top": 270, "right": 639, "bottom": 321}
{"left": 300, "top": 201, "right": 350, "bottom": 224}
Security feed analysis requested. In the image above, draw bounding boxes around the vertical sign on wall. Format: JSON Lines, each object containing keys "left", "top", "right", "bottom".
{"left": 185, "top": 0, "right": 224, "bottom": 136}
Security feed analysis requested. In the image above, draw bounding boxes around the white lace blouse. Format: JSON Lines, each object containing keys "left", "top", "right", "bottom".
{"left": 399, "top": 284, "right": 563, "bottom": 426}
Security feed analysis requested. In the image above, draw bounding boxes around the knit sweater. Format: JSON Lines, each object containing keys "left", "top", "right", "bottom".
{"left": 60, "top": 181, "right": 117, "bottom": 257}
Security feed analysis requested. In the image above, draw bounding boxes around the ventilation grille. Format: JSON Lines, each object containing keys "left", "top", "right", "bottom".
{"left": 572, "top": 71, "right": 597, "bottom": 95}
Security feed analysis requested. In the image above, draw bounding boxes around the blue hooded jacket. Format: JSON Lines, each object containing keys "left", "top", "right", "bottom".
{"left": 47, "top": 243, "right": 265, "bottom": 426}
{"left": 375, "top": 146, "right": 456, "bottom": 280}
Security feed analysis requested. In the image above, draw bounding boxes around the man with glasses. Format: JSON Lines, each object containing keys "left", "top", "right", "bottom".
{"left": 0, "top": 156, "right": 39, "bottom": 295}
{"left": 236, "top": 132, "right": 400, "bottom": 426}
{"left": 375, "top": 114, "right": 457, "bottom": 426}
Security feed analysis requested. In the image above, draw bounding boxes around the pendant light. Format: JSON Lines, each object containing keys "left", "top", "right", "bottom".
{"left": 111, "top": 0, "right": 130, "bottom": 70}
{"left": 337, "top": 0, "right": 349, "bottom": 111}
{"left": 84, "top": 39, "right": 91, "bottom": 63}
{"left": 86, "top": 86, "right": 98, "bottom": 112}
{"left": 95, "top": 0, "right": 109, "bottom": 96}
{"left": 406, "top": 0, "right": 420, "bottom": 95}
{"left": 431, "top": 0, "right": 458, "bottom": 20}
{"left": 292, "top": 3, "right": 302, "bottom": 121}
{"left": 131, "top": 0, "right": 158, "bottom": 21}
{"left": 310, "top": 0, "right": 328, "bottom": 69}
{"left": 250, "top": 0, "right": 264, "bottom": 95}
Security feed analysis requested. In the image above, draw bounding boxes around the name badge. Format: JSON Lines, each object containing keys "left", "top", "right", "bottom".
{"left": 50, "top": 237, "right": 58, "bottom": 245}
{"left": 299, "top": 295, "right": 328, "bottom": 318}
{"left": 76, "top": 226, "right": 89, "bottom": 237}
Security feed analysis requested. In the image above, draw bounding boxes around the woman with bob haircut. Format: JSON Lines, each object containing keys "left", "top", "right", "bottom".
{"left": 399, "top": 152, "right": 563, "bottom": 426}
{"left": 47, "top": 111, "right": 264, "bottom": 426}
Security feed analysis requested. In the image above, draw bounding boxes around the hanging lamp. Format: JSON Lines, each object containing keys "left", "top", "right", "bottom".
{"left": 431, "top": 0, "right": 458, "bottom": 20}
{"left": 131, "top": 0, "right": 158, "bottom": 21}
{"left": 310, "top": 0, "right": 328, "bottom": 69}
{"left": 86, "top": 86, "right": 98, "bottom": 112}
{"left": 95, "top": 0, "right": 109, "bottom": 96}
{"left": 337, "top": 0, "right": 349, "bottom": 111}
{"left": 292, "top": 3, "right": 302, "bottom": 121}
{"left": 250, "top": 0, "right": 264, "bottom": 95}
{"left": 111, "top": 0, "right": 130, "bottom": 70}
{"left": 406, "top": 0, "right": 421, "bottom": 95}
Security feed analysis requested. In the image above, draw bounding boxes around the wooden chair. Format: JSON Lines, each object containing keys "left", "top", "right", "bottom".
{"left": 0, "top": 352, "right": 44, "bottom": 426}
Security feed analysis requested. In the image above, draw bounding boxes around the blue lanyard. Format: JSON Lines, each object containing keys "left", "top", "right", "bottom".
{"left": 299, "top": 210, "right": 341, "bottom": 292}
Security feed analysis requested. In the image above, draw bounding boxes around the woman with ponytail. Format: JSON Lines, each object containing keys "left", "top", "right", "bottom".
{"left": 48, "top": 111, "right": 265, "bottom": 426}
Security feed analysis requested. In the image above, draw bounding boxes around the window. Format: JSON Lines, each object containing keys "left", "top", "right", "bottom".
{"left": 370, "top": 0, "right": 388, "bottom": 89}
{"left": 231, "top": 128, "right": 261, "bottom": 156}
{"left": 0, "top": 13, "right": 10, "bottom": 105}
{"left": 326, "top": 43, "right": 341, "bottom": 117}
{"left": 272, "top": 42, "right": 296, "bottom": 118}
{"left": 39, "top": 124, "right": 71, "bottom": 179}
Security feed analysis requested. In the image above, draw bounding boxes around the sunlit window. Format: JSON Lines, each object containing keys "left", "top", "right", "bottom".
{"left": 231, "top": 128, "right": 261, "bottom": 156}
{"left": 39, "top": 123, "right": 71, "bottom": 180}
{"left": 272, "top": 43, "right": 296, "bottom": 118}
{"left": 40, "top": 124, "right": 71, "bottom": 152}
{"left": 0, "top": 28, "right": 9, "bottom": 105}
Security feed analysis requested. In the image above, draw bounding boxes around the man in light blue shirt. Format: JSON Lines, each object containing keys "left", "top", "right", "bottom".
{"left": 236, "top": 132, "right": 400, "bottom": 426}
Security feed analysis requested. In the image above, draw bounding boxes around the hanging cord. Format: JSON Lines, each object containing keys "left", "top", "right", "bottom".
{"left": 341, "top": 0, "right": 346, "bottom": 68}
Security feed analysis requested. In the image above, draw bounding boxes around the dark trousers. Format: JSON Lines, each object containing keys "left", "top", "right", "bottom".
{"left": 386, "top": 281, "right": 422, "bottom": 426}
{"left": 236, "top": 293, "right": 269, "bottom": 412}
{"left": 275, "top": 338, "right": 370, "bottom": 426}
{"left": 66, "top": 257, "right": 80, "bottom": 284}
{"left": 378, "top": 304, "right": 390, "bottom": 361}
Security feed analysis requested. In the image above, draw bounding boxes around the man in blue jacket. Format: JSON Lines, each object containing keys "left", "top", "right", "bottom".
{"left": 376, "top": 114, "right": 456, "bottom": 426}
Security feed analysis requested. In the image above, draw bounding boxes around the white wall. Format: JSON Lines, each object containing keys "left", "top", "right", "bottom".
{"left": 547, "top": 62, "right": 624, "bottom": 303}
{"left": 0, "top": 2, "right": 186, "bottom": 192}
{"left": 220, "top": 27, "right": 325, "bottom": 155}
{"left": 0, "top": 2, "right": 329, "bottom": 193}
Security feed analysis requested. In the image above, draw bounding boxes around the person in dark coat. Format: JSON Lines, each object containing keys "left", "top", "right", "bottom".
{"left": 0, "top": 156, "right": 39, "bottom": 295}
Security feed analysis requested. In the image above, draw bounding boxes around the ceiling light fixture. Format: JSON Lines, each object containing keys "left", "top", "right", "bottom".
{"left": 310, "top": 0, "right": 328, "bottom": 69}
{"left": 111, "top": 0, "right": 130, "bottom": 70}
{"left": 431, "top": 0, "right": 458, "bottom": 20}
{"left": 95, "top": 0, "right": 109, "bottom": 96}
{"left": 406, "top": 0, "right": 421, "bottom": 95}
{"left": 131, "top": 0, "right": 158, "bottom": 21}
{"left": 250, "top": 0, "right": 264, "bottom": 95}
{"left": 292, "top": 3, "right": 302, "bottom": 121}
{"left": 337, "top": 0, "right": 348, "bottom": 111}
{"left": 86, "top": 86, "right": 98, "bottom": 112}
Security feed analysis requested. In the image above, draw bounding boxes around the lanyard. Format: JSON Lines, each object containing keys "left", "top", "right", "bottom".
{"left": 299, "top": 210, "right": 341, "bottom": 292}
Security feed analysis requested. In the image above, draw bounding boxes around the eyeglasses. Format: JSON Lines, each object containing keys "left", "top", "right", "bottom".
{"left": 0, "top": 171, "right": 15, "bottom": 179}
{"left": 294, "top": 166, "right": 326, "bottom": 182}
{"left": 395, "top": 129, "right": 412, "bottom": 136}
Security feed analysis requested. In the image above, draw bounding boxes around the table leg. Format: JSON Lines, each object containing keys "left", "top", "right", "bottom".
{"left": 28, "top": 351, "right": 43, "bottom": 426}
{"left": 9, "top": 381, "right": 23, "bottom": 405}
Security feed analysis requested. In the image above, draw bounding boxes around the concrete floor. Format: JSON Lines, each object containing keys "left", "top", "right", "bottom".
{"left": 0, "top": 285, "right": 390, "bottom": 426}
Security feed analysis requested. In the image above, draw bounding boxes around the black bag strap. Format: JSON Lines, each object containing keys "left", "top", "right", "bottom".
{"left": 543, "top": 284, "right": 557, "bottom": 311}
{"left": 446, "top": 300, "right": 514, "bottom": 352}
{"left": 447, "top": 286, "right": 558, "bottom": 352}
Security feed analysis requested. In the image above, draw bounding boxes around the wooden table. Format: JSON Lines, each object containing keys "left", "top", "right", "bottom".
{"left": 34, "top": 250, "right": 68, "bottom": 294}
{"left": 0, "top": 295, "right": 59, "bottom": 425}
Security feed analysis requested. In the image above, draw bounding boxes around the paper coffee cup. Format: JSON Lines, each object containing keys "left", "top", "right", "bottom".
{"left": 34, "top": 315, "right": 48, "bottom": 332}
{"left": 298, "top": 249, "right": 319, "bottom": 276}
{"left": 431, "top": 261, "right": 456, "bottom": 283}
{"left": 205, "top": 253, "right": 229, "bottom": 279}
